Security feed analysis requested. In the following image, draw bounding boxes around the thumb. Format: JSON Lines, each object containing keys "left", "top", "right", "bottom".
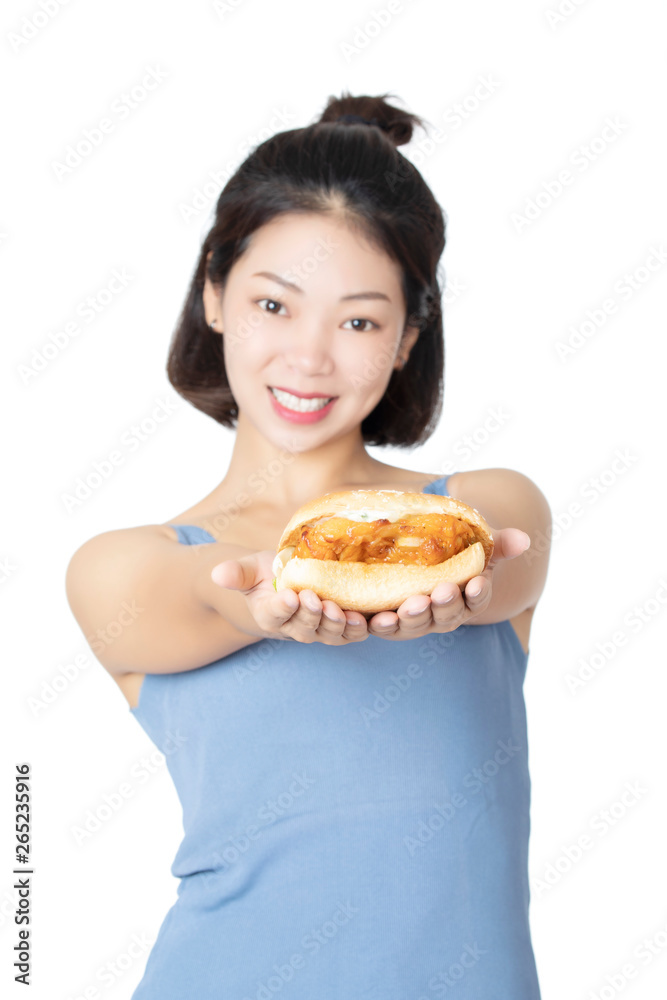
{"left": 489, "top": 528, "right": 531, "bottom": 564}
{"left": 211, "top": 556, "right": 258, "bottom": 592}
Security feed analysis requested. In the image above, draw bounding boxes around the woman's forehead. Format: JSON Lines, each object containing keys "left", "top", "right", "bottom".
{"left": 233, "top": 213, "right": 403, "bottom": 288}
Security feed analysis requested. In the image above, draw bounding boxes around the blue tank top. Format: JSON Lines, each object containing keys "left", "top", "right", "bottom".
{"left": 129, "top": 475, "right": 541, "bottom": 999}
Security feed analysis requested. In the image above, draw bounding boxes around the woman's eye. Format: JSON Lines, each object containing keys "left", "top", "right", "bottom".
{"left": 256, "top": 298, "right": 286, "bottom": 315}
{"left": 342, "top": 318, "right": 378, "bottom": 332}
{"left": 255, "top": 301, "right": 377, "bottom": 330}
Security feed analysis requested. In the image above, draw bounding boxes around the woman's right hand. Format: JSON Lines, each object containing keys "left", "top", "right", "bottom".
{"left": 210, "top": 550, "right": 369, "bottom": 645}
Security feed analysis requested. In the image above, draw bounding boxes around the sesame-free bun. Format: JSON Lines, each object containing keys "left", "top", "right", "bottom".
{"left": 274, "top": 489, "right": 494, "bottom": 614}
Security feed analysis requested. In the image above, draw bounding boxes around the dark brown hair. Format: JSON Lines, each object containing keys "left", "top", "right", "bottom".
{"left": 166, "top": 91, "right": 446, "bottom": 447}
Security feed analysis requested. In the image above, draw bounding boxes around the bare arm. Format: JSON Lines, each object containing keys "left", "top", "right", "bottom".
{"left": 65, "top": 527, "right": 265, "bottom": 676}
{"left": 450, "top": 468, "right": 552, "bottom": 625}
{"left": 364, "top": 468, "right": 552, "bottom": 641}
{"left": 66, "top": 526, "right": 370, "bottom": 678}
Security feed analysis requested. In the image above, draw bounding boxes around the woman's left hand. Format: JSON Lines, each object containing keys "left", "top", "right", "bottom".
{"left": 366, "top": 527, "right": 530, "bottom": 640}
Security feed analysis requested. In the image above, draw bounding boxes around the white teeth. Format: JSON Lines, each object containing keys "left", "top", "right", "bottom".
{"left": 270, "top": 387, "right": 334, "bottom": 412}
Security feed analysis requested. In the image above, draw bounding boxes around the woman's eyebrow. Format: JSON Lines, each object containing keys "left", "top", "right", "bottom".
{"left": 251, "top": 271, "right": 391, "bottom": 302}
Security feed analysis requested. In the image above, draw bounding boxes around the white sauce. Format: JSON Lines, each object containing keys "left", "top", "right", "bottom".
{"left": 272, "top": 546, "right": 295, "bottom": 576}
{"left": 311, "top": 508, "right": 397, "bottom": 524}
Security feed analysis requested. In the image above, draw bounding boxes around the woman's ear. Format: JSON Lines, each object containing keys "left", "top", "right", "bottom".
{"left": 203, "top": 250, "right": 223, "bottom": 332}
{"left": 393, "top": 324, "right": 420, "bottom": 370}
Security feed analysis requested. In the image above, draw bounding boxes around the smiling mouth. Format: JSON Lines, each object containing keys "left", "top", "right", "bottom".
{"left": 269, "top": 386, "right": 336, "bottom": 412}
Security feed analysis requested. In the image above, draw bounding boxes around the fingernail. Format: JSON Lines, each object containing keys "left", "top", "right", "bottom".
{"left": 468, "top": 584, "right": 482, "bottom": 598}
{"left": 408, "top": 603, "right": 429, "bottom": 616}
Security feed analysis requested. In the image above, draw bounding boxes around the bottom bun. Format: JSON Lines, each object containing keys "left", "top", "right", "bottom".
{"left": 276, "top": 541, "right": 485, "bottom": 614}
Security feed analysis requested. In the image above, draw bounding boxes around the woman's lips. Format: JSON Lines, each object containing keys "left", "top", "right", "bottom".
{"left": 267, "top": 386, "right": 338, "bottom": 424}
{"left": 271, "top": 385, "right": 335, "bottom": 399}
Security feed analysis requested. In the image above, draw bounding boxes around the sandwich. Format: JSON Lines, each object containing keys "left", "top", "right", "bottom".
{"left": 272, "top": 488, "right": 494, "bottom": 614}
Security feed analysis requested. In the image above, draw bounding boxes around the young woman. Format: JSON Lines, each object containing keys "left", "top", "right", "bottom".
{"left": 66, "top": 92, "right": 551, "bottom": 999}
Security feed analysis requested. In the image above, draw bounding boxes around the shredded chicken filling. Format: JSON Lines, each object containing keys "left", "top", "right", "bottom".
{"left": 292, "top": 513, "right": 477, "bottom": 565}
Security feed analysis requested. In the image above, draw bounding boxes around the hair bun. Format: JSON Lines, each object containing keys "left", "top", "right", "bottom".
{"left": 318, "top": 91, "right": 424, "bottom": 148}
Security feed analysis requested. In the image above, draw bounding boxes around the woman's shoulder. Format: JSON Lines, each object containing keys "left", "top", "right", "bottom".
{"left": 446, "top": 467, "right": 548, "bottom": 503}
{"left": 446, "top": 467, "right": 551, "bottom": 543}
{"left": 158, "top": 466, "right": 548, "bottom": 545}
{"left": 350, "top": 465, "right": 458, "bottom": 494}
{"left": 380, "top": 466, "right": 541, "bottom": 500}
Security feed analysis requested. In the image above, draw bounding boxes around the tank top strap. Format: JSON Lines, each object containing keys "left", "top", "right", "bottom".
{"left": 168, "top": 524, "right": 217, "bottom": 545}
{"left": 169, "top": 477, "right": 454, "bottom": 547}
{"left": 421, "top": 473, "right": 452, "bottom": 496}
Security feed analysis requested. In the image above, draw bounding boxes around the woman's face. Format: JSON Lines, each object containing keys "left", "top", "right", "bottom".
{"left": 204, "top": 211, "right": 419, "bottom": 451}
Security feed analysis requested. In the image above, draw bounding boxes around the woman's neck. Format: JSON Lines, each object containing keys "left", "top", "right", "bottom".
{"left": 219, "top": 413, "right": 390, "bottom": 511}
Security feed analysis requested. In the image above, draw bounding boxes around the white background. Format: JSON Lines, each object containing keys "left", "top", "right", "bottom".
{"left": 3, "top": 0, "right": 666, "bottom": 997}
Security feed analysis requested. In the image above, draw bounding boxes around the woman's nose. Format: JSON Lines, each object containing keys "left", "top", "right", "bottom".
{"left": 281, "top": 322, "right": 334, "bottom": 376}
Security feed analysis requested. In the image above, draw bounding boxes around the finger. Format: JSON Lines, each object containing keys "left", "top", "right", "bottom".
{"left": 211, "top": 558, "right": 256, "bottom": 591}
{"left": 342, "top": 610, "right": 369, "bottom": 641}
{"left": 463, "top": 576, "right": 491, "bottom": 608}
{"left": 267, "top": 588, "right": 301, "bottom": 627}
{"left": 289, "top": 590, "right": 326, "bottom": 633}
{"left": 273, "top": 590, "right": 321, "bottom": 644}
{"left": 320, "top": 600, "right": 346, "bottom": 626}
{"left": 429, "top": 583, "right": 467, "bottom": 628}
{"left": 368, "top": 610, "right": 400, "bottom": 637}
{"left": 395, "top": 595, "right": 434, "bottom": 632}
{"left": 488, "top": 528, "right": 531, "bottom": 566}
{"left": 317, "top": 600, "right": 347, "bottom": 637}
{"left": 276, "top": 589, "right": 300, "bottom": 617}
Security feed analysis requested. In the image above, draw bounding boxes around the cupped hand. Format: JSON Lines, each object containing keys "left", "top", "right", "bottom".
{"left": 210, "top": 550, "right": 369, "bottom": 645}
{"left": 365, "top": 527, "right": 531, "bottom": 641}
